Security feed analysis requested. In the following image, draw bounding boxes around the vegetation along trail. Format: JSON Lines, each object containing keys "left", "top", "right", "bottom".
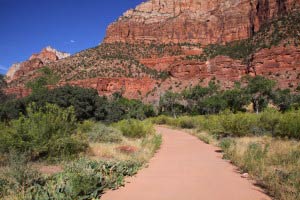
{"left": 102, "top": 126, "right": 271, "bottom": 200}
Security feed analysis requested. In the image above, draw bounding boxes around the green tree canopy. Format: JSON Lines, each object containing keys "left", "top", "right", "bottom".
{"left": 246, "top": 76, "right": 276, "bottom": 113}
{"left": 159, "top": 91, "right": 183, "bottom": 118}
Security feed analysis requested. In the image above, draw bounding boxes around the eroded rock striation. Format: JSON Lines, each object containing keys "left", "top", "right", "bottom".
{"left": 104, "top": 0, "right": 299, "bottom": 44}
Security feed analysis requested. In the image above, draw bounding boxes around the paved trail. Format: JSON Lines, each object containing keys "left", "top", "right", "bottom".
{"left": 102, "top": 126, "right": 271, "bottom": 200}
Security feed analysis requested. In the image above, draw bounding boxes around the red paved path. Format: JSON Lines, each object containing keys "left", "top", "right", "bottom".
{"left": 102, "top": 126, "right": 271, "bottom": 200}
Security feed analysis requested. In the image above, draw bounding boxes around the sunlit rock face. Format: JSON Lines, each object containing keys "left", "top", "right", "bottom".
{"left": 104, "top": 0, "right": 299, "bottom": 45}
{"left": 6, "top": 47, "right": 70, "bottom": 81}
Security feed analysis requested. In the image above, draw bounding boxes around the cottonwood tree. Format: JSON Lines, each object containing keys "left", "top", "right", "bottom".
{"left": 222, "top": 82, "right": 250, "bottom": 113}
{"left": 159, "top": 91, "right": 183, "bottom": 118}
{"left": 246, "top": 76, "right": 276, "bottom": 114}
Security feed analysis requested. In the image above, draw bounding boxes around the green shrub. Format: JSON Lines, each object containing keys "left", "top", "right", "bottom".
{"left": 259, "top": 108, "right": 280, "bottom": 136}
{"left": 149, "top": 115, "right": 172, "bottom": 125}
{"left": 77, "top": 120, "right": 95, "bottom": 133}
{"left": 219, "top": 138, "right": 236, "bottom": 151}
{"left": 219, "top": 137, "right": 300, "bottom": 200}
{"left": 0, "top": 152, "right": 43, "bottom": 198}
{"left": 0, "top": 104, "right": 88, "bottom": 161}
{"left": 219, "top": 138, "right": 236, "bottom": 159}
{"left": 47, "top": 135, "right": 88, "bottom": 160}
{"left": 114, "top": 119, "right": 154, "bottom": 138}
{"left": 219, "top": 112, "right": 259, "bottom": 137}
{"left": 176, "top": 116, "right": 198, "bottom": 129}
{"left": 196, "top": 115, "right": 223, "bottom": 134}
{"left": 278, "top": 110, "right": 300, "bottom": 139}
{"left": 242, "top": 143, "right": 269, "bottom": 175}
{"left": 86, "top": 123, "right": 122, "bottom": 143}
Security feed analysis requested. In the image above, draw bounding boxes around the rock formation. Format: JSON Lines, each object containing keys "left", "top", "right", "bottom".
{"left": 6, "top": 46, "right": 70, "bottom": 82}
{"left": 4, "top": 0, "right": 300, "bottom": 102}
{"left": 104, "top": 0, "right": 299, "bottom": 44}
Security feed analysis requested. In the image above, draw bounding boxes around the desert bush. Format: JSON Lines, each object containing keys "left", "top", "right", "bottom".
{"left": 114, "top": 119, "right": 154, "bottom": 138}
{"left": 24, "top": 158, "right": 141, "bottom": 200}
{"left": 259, "top": 108, "right": 281, "bottom": 136}
{"left": 149, "top": 115, "right": 172, "bottom": 125}
{"left": 278, "top": 110, "right": 300, "bottom": 139}
{"left": 153, "top": 110, "right": 300, "bottom": 139}
{"left": 196, "top": 115, "right": 223, "bottom": 134}
{"left": 217, "top": 110, "right": 300, "bottom": 139}
{"left": 77, "top": 120, "right": 95, "bottom": 133}
{"left": 1, "top": 158, "right": 141, "bottom": 200}
{"left": 149, "top": 115, "right": 200, "bottom": 129}
{"left": 175, "top": 116, "right": 199, "bottom": 129}
{"left": 150, "top": 115, "right": 223, "bottom": 133}
{"left": 220, "top": 137, "right": 300, "bottom": 200}
{"left": 0, "top": 104, "right": 88, "bottom": 161}
{"left": 242, "top": 143, "right": 269, "bottom": 175}
{"left": 86, "top": 123, "right": 122, "bottom": 143}
{"left": 47, "top": 135, "right": 87, "bottom": 160}
{"left": 219, "top": 138, "right": 236, "bottom": 151}
{"left": 0, "top": 152, "right": 43, "bottom": 198}
{"left": 219, "top": 112, "right": 259, "bottom": 137}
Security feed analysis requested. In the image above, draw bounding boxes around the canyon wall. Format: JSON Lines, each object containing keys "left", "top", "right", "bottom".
{"left": 104, "top": 0, "right": 299, "bottom": 44}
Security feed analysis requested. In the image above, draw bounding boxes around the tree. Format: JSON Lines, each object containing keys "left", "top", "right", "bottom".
{"left": 222, "top": 83, "right": 250, "bottom": 113}
{"left": 197, "top": 94, "right": 227, "bottom": 114}
{"left": 159, "top": 91, "right": 183, "bottom": 118}
{"left": 101, "top": 95, "right": 156, "bottom": 122}
{"left": 182, "top": 81, "right": 220, "bottom": 114}
{"left": 246, "top": 76, "right": 276, "bottom": 113}
{"left": 272, "top": 89, "right": 292, "bottom": 111}
{"left": 44, "top": 86, "right": 99, "bottom": 120}
{"left": 0, "top": 99, "right": 26, "bottom": 123}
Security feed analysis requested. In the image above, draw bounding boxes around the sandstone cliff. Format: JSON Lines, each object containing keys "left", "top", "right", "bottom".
{"left": 6, "top": 46, "right": 70, "bottom": 82}
{"left": 104, "top": 0, "right": 299, "bottom": 44}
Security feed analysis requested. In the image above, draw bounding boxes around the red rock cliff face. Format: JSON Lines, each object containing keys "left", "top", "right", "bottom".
{"left": 250, "top": 0, "right": 300, "bottom": 33}
{"left": 6, "top": 46, "right": 70, "bottom": 83}
{"left": 252, "top": 45, "right": 300, "bottom": 88}
{"left": 104, "top": 0, "right": 299, "bottom": 45}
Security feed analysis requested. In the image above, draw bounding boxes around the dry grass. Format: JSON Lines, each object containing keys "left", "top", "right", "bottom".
{"left": 220, "top": 136, "right": 300, "bottom": 200}
{"left": 29, "top": 134, "right": 161, "bottom": 176}
{"left": 189, "top": 130, "right": 219, "bottom": 145}
{"left": 88, "top": 134, "right": 161, "bottom": 163}
{"left": 184, "top": 122, "right": 300, "bottom": 200}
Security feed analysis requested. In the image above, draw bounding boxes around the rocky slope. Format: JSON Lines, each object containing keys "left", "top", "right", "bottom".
{"left": 6, "top": 46, "right": 70, "bottom": 82}
{"left": 5, "top": 0, "right": 300, "bottom": 103}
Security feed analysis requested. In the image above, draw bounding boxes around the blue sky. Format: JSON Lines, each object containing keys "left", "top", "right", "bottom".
{"left": 0, "top": 0, "right": 144, "bottom": 74}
